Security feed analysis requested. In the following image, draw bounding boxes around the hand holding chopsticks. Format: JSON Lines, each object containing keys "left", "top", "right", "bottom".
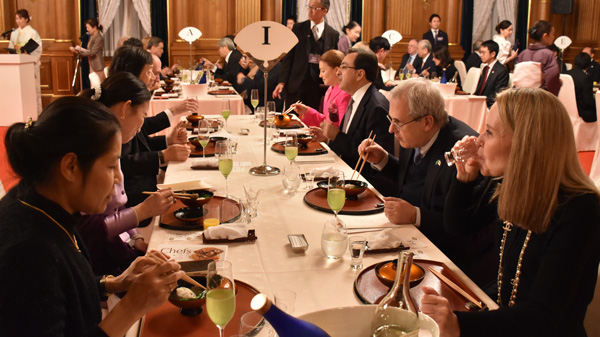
{"left": 428, "top": 266, "right": 482, "bottom": 309}
{"left": 352, "top": 131, "right": 375, "bottom": 180}
{"left": 283, "top": 100, "right": 301, "bottom": 115}
{"left": 146, "top": 250, "right": 206, "bottom": 290}
{"left": 142, "top": 191, "right": 199, "bottom": 200}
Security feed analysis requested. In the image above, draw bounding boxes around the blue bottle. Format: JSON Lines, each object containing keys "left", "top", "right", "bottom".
{"left": 440, "top": 69, "right": 448, "bottom": 84}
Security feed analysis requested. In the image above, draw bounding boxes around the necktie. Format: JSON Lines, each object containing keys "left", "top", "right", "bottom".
{"left": 341, "top": 98, "right": 354, "bottom": 133}
{"left": 433, "top": 30, "right": 438, "bottom": 45}
{"left": 478, "top": 66, "right": 489, "bottom": 95}
{"left": 312, "top": 25, "right": 319, "bottom": 41}
{"left": 414, "top": 148, "right": 423, "bottom": 165}
{"left": 409, "top": 55, "right": 414, "bottom": 65}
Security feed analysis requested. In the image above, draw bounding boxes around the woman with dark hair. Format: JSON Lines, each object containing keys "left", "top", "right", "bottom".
{"left": 493, "top": 20, "right": 518, "bottom": 65}
{"left": 70, "top": 18, "right": 106, "bottom": 82}
{"left": 421, "top": 88, "right": 600, "bottom": 337}
{"left": 77, "top": 72, "right": 175, "bottom": 276}
{"left": 9, "top": 9, "right": 42, "bottom": 113}
{"left": 0, "top": 97, "right": 184, "bottom": 336}
{"left": 338, "top": 21, "right": 362, "bottom": 55}
{"left": 432, "top": 45, "right": 460, "bottom": 85}
{"left": 515, "top": 20, "right": 561, "bottom": 95}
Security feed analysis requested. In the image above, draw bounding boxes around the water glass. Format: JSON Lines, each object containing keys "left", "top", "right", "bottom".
{"left": 244, "top": 185, "right": 261, "bottom": 218}
{"left": 321, "top": 219, "right": 348, "bottom": 259}
{"left": 349, "top": 236, "right": 367, "bottom": 269}
{"left": 282, "top": 166, "right": 301, "bottom": 196}
{"left": 256, "top": 107, "right": 265, "bottom": 120}
{"left": 445, "top": 136, "right": 478, "bottom": 166}
{"left": 239, "top": 311, "right": 270, "bottom": 336}
{"left": 304, "top": 169, "right": 316, "bottom": 190}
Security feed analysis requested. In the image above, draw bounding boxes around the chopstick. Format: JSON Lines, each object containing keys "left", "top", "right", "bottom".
{"left": 356, "top": 134, "right": 375, "bottom": 179}
{"left": 351, "top": 131, "right": 373, "bottom": 180}
{"left": 146, "top": 251, "right": 207, "bottom": 290}
{"left": 428, "top": 267, "right": 482, "bottom": 309}
{"left": 142, "top": 191, "right": 199, "bottom": 200}
{"left": 346, "top": 226, "right": 400, "bottom": 230}
{"left": 283, "top": 100, "right": 301, "bottom": 115}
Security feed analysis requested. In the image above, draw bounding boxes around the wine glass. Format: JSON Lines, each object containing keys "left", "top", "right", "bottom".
{"left": 206, "top": 260, "right": 235, "bottom": 337}
{"left": 327, "top": 170, "right": 345, "bottom": 219}
{"left": 398, "top": 68, "right": 405, "bottom": 81}
{"left": 221, "top": 99, "right": 231, "bottom": 132}
{"left": 284, "top": 132, "right": 298, "bottom": 166}
{"left": 251, "top": 89, "right": 259, "bottom": 114}
{"left": 216, "top": 141, "right": 233, "bottom": 197}
{"left": 197, "top": 120, "right": 210, "bottom": 159}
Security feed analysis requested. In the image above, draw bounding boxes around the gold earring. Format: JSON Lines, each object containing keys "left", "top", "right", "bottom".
{"left": 121, "top": 114, "right": 125, "bottom": 120}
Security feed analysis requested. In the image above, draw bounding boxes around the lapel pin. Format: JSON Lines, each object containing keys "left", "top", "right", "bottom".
{"left": 435, "top": 159, "right": 441, "bottom": 166}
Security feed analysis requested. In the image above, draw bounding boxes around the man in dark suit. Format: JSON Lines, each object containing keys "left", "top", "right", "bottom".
{"left": 583, "top": 47, "right": 600, "bottom": 84}
{"left": 212, "top": 37, "right": 244, "bottom": 84}
{"left": 398, "top": 39, "right": 422, "bottom": 75}
{"left": 358, "top": 79, "right": 493, "bottom": 286}
{"left": 273, "top": 0, "right": 339, "bottom": 110}
{"left": 464, "top": 40, "right": 483, "bottom": 71}
{"left": 422, "top": 14, "right": 448, "bottom": 48}
{"left": 415, "top": 40, "right": 436, "bottom": 77}
{"left": 310, "top": 48, "right": 394, "bottom": 194}
{"left": 567, "top": 52, "right": 597, "bottom": 122}
{"left": 369, "top": 36, "right": 393, "bottom": 91}
{"left": 475, "top": 40, "right": 510, "bottom": 108}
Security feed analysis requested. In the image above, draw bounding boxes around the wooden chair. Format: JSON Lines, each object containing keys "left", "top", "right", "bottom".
{"left": 558, "top": 74, "right": 598, "bottom": 152}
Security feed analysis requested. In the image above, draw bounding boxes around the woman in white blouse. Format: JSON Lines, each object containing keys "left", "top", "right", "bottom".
{"left": 9, "top": 9, "right": 43, "bottom": 113}
{"left": 493, "top": 20, "right": 518, "bottom": 65}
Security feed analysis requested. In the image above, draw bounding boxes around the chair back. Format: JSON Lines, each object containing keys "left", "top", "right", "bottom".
{"left": 462, "top": 67, "right": 481, "bottom": 94}
{"left": 103, "top": 66, "right": 109, "bottom": 78}
{"left": 508, "top": 73, "right": 514, "bottom": 88}
{"left": 558, "top": 74, "right": 580, "bottom": 124}
{"left": 89, "top": 72, "right": 101, "bottom": 88}
{"left": 559, "top": 74, "right": 598, "bottom": 152}
{"left": 454, "top": 60, "right": 467, "bottom": 84}
{"left": 588, "top": 92, "right": 600, "bottom": 180}
{"left": 512, "top": 61, "right": 542, "bottom": 89}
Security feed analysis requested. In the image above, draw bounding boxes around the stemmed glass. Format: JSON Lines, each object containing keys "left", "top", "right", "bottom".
{"left": 197, "top": 120, "right": 210, "bottom": 159}
{"left": 251, "top": 89, "right": 259, "bottom": 114}
{"left": 398, "top": 67, "right": 405, "bottom": 81}
{"left": 216, "top": 141, "right": 233, "bottom": 198}
{"left": 221, "top": 99, "right": 231, "bottom": 132}
{"left": 284, "top": 132, "right": 298, "bottom": 166}
{"left": 206, "top": 260, "right": 235, "bottom": 337}
{"left": 327, "top": 170, "right": 345, "bottom": 219}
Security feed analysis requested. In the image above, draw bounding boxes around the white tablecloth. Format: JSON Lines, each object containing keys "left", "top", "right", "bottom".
{"left": 150, "top": 93, "right": 245, "bottom": 118}
{"left": 445, "top": 95, "right": 488, "bottom": 134}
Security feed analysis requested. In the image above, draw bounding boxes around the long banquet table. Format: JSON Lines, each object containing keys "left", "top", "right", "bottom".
{"left": 132, "top": 115, "right": 497, "bottom": 336}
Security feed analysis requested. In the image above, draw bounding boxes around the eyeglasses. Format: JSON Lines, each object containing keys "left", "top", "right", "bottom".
{"left": 307, "top": 5, "right": 324, "bottom": 11}
{"left": 387, "top": 114, "right": 427, "bottom": 130}
{"left": 339, "top": 65, "right": 357, "bottom": 70}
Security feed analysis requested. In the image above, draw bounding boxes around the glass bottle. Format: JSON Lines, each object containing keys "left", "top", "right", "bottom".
{"left": 251, "top": 294, "right": 331, "bottom": 337}
{"left": 440, "top": 69, "right": 448, "bottom": 84}
{"left": 371, "top": 251, "right": 420, "bottom": 337}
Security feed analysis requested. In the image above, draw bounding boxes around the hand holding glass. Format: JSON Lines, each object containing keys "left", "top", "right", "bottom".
{"left": 206, "top": 260, "right": 235, "bottom": 337}
{"left": 445, "top": 137, "right": 478, "bottom": 166}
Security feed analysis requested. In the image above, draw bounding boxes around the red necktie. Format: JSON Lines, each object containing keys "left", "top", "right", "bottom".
{"left": 478, "top": 66, "right": 489, "bottom": 95}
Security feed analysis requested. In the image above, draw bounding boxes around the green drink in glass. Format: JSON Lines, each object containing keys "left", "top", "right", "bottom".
{"left": 219, "top": 158, "right": 233, "bottom": 178}
{"left": 221, "top": 99, "right": 230, "bottom": 132}
{"left": 206, "top": 288, "right": 236, "bottom": 327}
{"left": 216, "top": 141, "right": 233, "bottom": 197}
{"left": 327, "top": 171, "right": 345, "bottom": 218}
{"left": 285, "top": 147, "right": 298, "bottom": 162}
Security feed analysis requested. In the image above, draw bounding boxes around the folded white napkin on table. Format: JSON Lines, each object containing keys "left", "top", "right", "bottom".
{"left": 190, "top": 158, "right": 218, "bottom": 169}
{"left": 204, "top": 223, "right": 249, "bottom": 240}
{"left": 368, "top": 229, "right": 403, "bottom": 249}
{"left": 157, "top": 180, "right": 212, "bottom": 191}
{"left": 295, "top": 156, "right": 335, "bottom": 164}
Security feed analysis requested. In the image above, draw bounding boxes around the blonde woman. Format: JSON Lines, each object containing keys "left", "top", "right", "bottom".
{"left": 421, "top": 88, "right": 600, "bottom": 337}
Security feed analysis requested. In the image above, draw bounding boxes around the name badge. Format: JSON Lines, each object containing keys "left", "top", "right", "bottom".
{"left": 437, "top": 36, "right": 444, "bottom": 41}
{"left": 309, "top": 53, "right": 320, "bottom": 64}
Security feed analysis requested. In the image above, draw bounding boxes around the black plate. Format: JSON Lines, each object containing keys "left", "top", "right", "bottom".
{"left": 173, "top": 207, "right": 206, "bottom": 222}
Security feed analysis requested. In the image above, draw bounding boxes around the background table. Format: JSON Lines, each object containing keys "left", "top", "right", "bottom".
{"left": 444, "top": 95, "right": 488, "bottom": 134}
{"left": 150, "top": 92, "right": 245, "bottom": 118}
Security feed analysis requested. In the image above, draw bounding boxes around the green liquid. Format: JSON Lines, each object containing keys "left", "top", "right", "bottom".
{"left": 327, "top": 188, "right": 346, "bottom": 212}
{"left": 206, "top": 289, "right": 235, "bottom": 327}
{"left": 219, "top": 158, "right": 233, "bottom": 178}
{"left": 199, "top": 139, "right": 209, "bottom": 148}
{"left": 221, "top": 110, "right": 231, "bottom": 120}
{"left": 285, "top": 146, "right": 298, "bottom": 162}
{"left": 251, "top": 99, "right": 259, "bottom": 108}
{"left": 399, "top": 73, "right": 404, "bottom": 80}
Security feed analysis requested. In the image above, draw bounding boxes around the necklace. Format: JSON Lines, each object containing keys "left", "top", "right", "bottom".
{"left": 18, "top": 199, "right": 81, "bottom": 252}
{"left": 497, "top": 221, "right": 532, "bottom": 306}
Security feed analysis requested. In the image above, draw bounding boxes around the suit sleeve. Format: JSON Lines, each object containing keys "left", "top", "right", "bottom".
{"left": 142, "top": 112, "right": 171, "bottom": 135}
{"left": 120, "top": 140, "right": 160, "bottom": 176}
{"left": 79, "top": 35, "right": 103, "bottom": 58}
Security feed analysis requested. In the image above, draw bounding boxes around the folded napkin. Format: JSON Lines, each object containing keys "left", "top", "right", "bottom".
{"left": 157, "top": 179, "right": 212, "bottom": 191}
{"left": 368, "top": 229, "right": 403, "bottom": 250}
{"left": 190, "top": 158, "right": 218, "bottom": 170}
{"left": 306, "top": 166, "right": 337, "bottom": 179}
{"left": 295, "top": 156, "right": 335, "bottom": 164}
{"left": 204, "top": 223, "right": 249, "bottom": 240}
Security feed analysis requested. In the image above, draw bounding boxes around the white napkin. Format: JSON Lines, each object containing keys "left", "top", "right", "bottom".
{"left": 295, "top": 156, "right": 335, "bottom": 164}
{"left": 204, "top": 223, "right": 249, "bottom": 240}
{"left": 190, "top": 158, "right": 218, "bottom": 170}
{"left": 368, "top": 229, "right": 403, "bottom": 249}
{"left": 307, "top": 166, "right": 338, "bottom": 178}
{"left": 157, "top": 179, "right": 212, "bottom": 191}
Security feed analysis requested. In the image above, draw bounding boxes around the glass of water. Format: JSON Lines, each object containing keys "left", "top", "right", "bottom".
{"left": 349, "top": 236, "right": 367, "bottom": 269}
{"left": 321, "top": 219, "right": 347, "bottom": 259}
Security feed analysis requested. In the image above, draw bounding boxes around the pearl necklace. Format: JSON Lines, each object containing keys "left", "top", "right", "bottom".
{"left": 19, "top": 199, "right": 81, "bottom": 252}
{"left": 497, "top": 221, "right": 532, "bottom": 306}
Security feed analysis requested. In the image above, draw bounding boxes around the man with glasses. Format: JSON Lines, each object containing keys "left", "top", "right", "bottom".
{"left": 358, "top": 80, "right": 493, "bottom": 286}
{"left": 369, "top": 36, "right": 394, "bottom": 91}
{"left": 310, "top": 48, "right": 394, "bottom": 194}
{"left": 273, "top": 0, "right": 339, "bottom": 110}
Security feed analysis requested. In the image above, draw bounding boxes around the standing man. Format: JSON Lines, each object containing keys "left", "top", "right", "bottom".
{"left": 416, "top": 40, "right": 436, "bottom": 77}
{"left": 310, "top": 48, "right": 394, "bottom": 194}
{"left": 422, "top": 14, "right": 448, "bottom": 48}
{"left": 399, "top": 39, "right": 422, "bottom": 74}
{"left": 475, "top": 40, "right": 509, "bottom": 108}
{"left": 273, "top": 0, "right": 339, "bottom": 110}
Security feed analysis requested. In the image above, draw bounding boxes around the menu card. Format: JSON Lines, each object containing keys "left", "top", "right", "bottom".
{"left": 157, "top": 243, "right": 228, "bottom": 272}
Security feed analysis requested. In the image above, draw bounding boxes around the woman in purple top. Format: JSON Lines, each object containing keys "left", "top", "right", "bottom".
{"left": 78, "top": 72, "right": 175, "bottom": 276}
{"left": 515, "top": 20, "right": 561, "bottom": 96}
{"left": 292, "top": 49, "right": 351, "bottom": 128}
{"left": 338, "top": 21, "right": 361, "bottom": 55}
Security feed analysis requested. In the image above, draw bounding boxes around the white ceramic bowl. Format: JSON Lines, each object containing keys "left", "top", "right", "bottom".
{"left": 432, "top": 82, "right": 457, "bottom": 97}
{"left": 298, "top": 305, "right": 439, "bottom": 337}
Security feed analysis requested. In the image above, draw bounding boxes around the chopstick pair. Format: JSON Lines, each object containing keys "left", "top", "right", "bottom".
{"left": 428, "top": 267, "right": 483, "bottom": 309}
{"left": 146, "top": 251, "right": 206, "bottom": 290}
{"left": 351, "top": 131, "right": 376, "bottom": 180}
{"left": 142, "top": 191, "right": 199, "bottom": 200}
{"left": 283, "top": 100, "right": 301, "bottom": 115}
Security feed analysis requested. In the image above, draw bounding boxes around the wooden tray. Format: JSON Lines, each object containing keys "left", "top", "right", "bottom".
{"left": 259, "top": 119, "right": 303, "bottom": 129}
{"left": 159, "top": 197, "right": 241, "bottom": 231}
{"left": 271, "top": 141, "right": 328, "bottom": 156}
{"left": 303, "top": 188, "right": 384, "bottom": 215}
{"left": 202, "top": 229, "right": 257, "bottom": 243}
{"left": 185, "top": 120, "right": 221, "bottom": 132}
{"left": 208, "top": 89, "right": 236, "bottom": 95}
{"left": 189, "top": 141, "right": 216, "bottom": 157}
{"left": 354, "top": 259, "right": 486, "bottom": 312}
{"left": 364, "top": 243, "right": 409, "bottom": 255}
{"left": 140, "top": 280, "right": 261, "bottom": 337}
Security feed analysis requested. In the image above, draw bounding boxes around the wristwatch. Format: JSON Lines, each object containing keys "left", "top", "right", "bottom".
{"left": 99, "top": 274, "right": 115, "bottom": 297}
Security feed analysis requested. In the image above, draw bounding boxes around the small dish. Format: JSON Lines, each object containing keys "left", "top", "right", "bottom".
{"left": 173, "top": 207, "right": 205, "bottom": 222}
{"left": 316, "top": 180, "right": 368, "bottom": 199}
{"left": 375, "top": 260, "right": 425, "bottom": 288}
{"left": 169, "top": 276, "right": 207, "bottom": 316}
{"left": 178, "top": 189, "right": 214, "bottom": 208}
{"left": 186, "top": 113, "right": 204, "bottom": 126}
{"left": 297, "top": 134, "right": 314, "bottom": 147}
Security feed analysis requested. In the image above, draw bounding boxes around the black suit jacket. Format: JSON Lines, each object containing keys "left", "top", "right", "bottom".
{"left": 464, "top": 53, "right": 482, "bottom": 71}
{"left": 423, "top": 29, "right": 449, "bottom": 48}
{"left": 416, "top": 54, "right": 436, "bottom": 76}
{"left": 475, "top": 61, "right": 510, "bottom": 107}
{"left": 399, "top": 53, "right": 422, "bottom": 70}
{"left": 279, "top": 20, "right": 339, "bottom": 94}
{"left": 215, "top": 49, "right": 244, "bottom": 84}
{"left": 588, "top": 60, "right": 600, "bottom": 84}
{"left": 329, "top": 84, "right": 394, "bottom": 193}
{"left": 567, "top": 68, "right": 597, "bottom": 122}
{"left": 236, "top": 63, "right": 284, "bottom": 112}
